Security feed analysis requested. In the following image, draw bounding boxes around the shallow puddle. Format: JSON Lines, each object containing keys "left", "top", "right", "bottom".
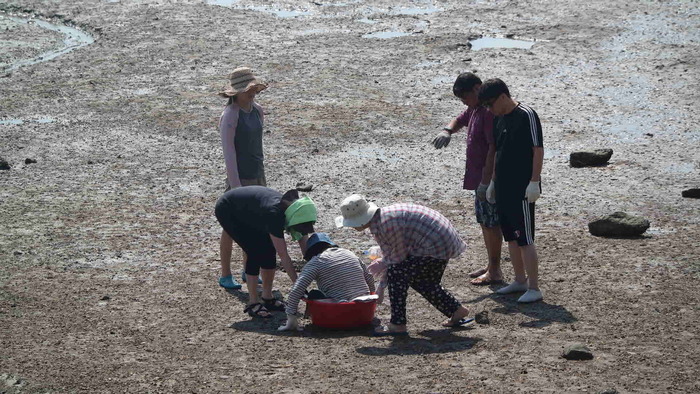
{"left": 204, "top": 1, "right": 310, "bottom": 17}
{"left": 362, "top": 31, "right": 412, "bottom": 39}
{"left": 1, "top": 14, "right": 94, "bottom": 72}
{"left": 469, "top": 37, "right": 535, "bottom": 51}
{"left": 0, "top": 117, "right": 55, "bottom": 125}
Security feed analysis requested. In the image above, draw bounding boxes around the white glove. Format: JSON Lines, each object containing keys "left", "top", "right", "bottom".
{"left": 432, "top": 130, "right": 451, "bottom": 149}
{"left": 367, "top": 258, "right": 387, "bottom": 276}
{"left": 486, "top": 180, "right": 496, "bottom": 204}
{"left": 525, "top": 181, "right": 540, "bottom": 203}
{"left": 278, "top": 314, "right": 301, "bottom": 331}
{"left": 476, "top": 183, "right": 489, "bottom": 202}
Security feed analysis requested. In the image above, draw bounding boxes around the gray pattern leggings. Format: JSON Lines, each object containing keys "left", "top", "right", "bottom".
{"left": 387, "top": 255, "right": 461, "bottom": 325}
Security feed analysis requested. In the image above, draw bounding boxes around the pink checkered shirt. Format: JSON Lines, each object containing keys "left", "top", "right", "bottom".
{"left": 369, "top": 203, "right": 467, "bottom": 266}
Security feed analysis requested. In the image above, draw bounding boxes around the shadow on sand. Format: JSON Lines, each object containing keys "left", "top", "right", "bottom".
{"left": 465, "top": 288, "right": 577, "bottom": 328}
{"left": 356, "top": 328, "right": 481, "bottom": 356}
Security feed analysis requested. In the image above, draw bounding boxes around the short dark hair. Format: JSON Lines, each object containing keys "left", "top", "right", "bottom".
{"left": 452, "top": 72, "right": 482, "bottom": 97}
{"left": 478, "top": 78, "right": 510, "bottom": 102}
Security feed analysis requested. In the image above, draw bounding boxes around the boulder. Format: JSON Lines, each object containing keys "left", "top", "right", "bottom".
{"left": 588, "top": 212, "right": 650, "bottom": 237}
{"left": 562, "top": 343, "right": 594, "bottom": 360}
{"left": 570, "top": 149, "right": 613, "bottom": 167}
{"left": 0, "top": 156, "right": 10, "bottom": 170}
{"left": 25, "top": 158, "right": 37, "bottom": 164}
{"left": 682, "top": 188, "right": 700, "bottom": 199}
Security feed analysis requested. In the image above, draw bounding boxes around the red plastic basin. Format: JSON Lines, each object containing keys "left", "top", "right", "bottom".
{"left": 303, "top": 297, "right": 377, "bottom": 329}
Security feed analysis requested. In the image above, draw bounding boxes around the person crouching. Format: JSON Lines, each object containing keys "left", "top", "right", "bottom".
{"left": 278, "top": 233, "right": 375, "bottom": 331}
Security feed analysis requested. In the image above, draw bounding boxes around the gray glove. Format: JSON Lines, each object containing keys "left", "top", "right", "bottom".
{"left": 432, "top": 130, "right": 451, "bottom": 149}
{"left": 476, "top": 183, "right": 489, "bottom": 201}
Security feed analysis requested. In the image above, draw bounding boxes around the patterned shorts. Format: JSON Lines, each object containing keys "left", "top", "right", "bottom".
{"left": 474, "top": 192, "right": 499, "bottom": 228}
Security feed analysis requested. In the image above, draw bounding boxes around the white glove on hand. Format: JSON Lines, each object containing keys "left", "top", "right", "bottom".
{"left": 432, "top": 130, "right": 451, "bottom": 149}
{"left": 476, "top": 183, "right": 489, "bottom": 202}
{"left": 525, "top": 181, "right": 540, "bottom": 203}
{"left": 367, "top": 258, "right": 387, "bottom": 276}
{"left": 486, "top": 180, "right": 496, "bottom": 204}
{"left": 278, "top": 314, "right": 301, "bottom": 331}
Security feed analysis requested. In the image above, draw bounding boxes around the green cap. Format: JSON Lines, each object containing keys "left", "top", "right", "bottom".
{"left": 284, "top": 196, "right": 317, "bottom": 241}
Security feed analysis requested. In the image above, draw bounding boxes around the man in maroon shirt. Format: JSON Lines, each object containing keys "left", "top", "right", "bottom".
{"left": 432, "top": 72, "right": 503, "bottom": 286}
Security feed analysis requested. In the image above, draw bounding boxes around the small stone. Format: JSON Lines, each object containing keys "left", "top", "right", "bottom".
{"left": 295, "top": 182, "right": 313, "bottom": 192}
{"left": 475, "top": 310, "right": 490, "bottom": 325}
{"left": 0, "top": 157, "right": 10, "bottom": 170}
{"left": 562, "top": 343, "right": 594, "bottom": 360}
{"left": 87, "top": 160, "right": 94, "bottom": 164}
{"left": 100, "top": 295, "right": 110, "bottom": 301}
{"left": 598, "top": 389, "right": 618, "bottom": 394}
{"left": 570, "top": 149, "right": 613, "bottom": 167}
{"left": 588, "top": 212, "right": 650, "bottom": 237}
{"left": 13, "top": 250, "right": 23, "bottom": 255}
{"left": 681, "top": 188, "right": 700, "bottom": 199}
{"left": 25, "top": 158, "right": 37, "bottom": 164}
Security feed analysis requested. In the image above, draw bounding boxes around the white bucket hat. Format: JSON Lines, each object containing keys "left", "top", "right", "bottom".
{"left": 218, "top": 67, "right": 267, "bottom": 97}
{"left": 335, "top": 194, "right": 379, "bottom": 228}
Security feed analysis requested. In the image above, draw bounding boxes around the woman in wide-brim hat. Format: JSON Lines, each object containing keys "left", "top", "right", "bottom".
{"left": 216, "top": 66, "right": 270, "bottom": 291}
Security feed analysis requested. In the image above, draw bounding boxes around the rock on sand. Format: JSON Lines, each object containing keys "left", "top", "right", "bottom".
{"left": 570, "top": 149, "right": 613, "bottom": 167}
{"left": 588, "top": 212, "right": 650, "bottom": 237}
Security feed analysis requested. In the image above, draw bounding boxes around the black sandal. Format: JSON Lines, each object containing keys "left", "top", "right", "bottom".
{"left": 261, "top": 297, "right": 286, "bottom": 312}
{"left": 244, "top": 303, "right": 272, "bottom": 318}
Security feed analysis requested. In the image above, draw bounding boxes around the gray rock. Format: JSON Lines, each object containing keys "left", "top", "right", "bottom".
{"left": 562, "top": 343, "right": 594, "bottom": 360}
{"left": 682, "top": 188, "right": 700, "bottom": 198}
{"left": 475, "top": 310, "right": 490, "bottom": 325}
{"left": 597, "top": 390, "right": 618, "bottom": 394}
{"left": 588, "top": 212, "right": 650, "bottom": 237}
{"left": 295, "top": 182, "right": 313, "bottom": 192}
{"left": 0, "top": 156, "right": 10, "bottom": 170}
{"left": 570, "top": 149, "right": 613, "bottom": 167}
{"left": 25, "top": 158, "right": 37, "bottom": 164}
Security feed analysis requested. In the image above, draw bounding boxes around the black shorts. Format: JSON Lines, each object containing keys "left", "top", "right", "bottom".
{"left": 498, "top": 199, "right": 536, "bottom": 246}
{"left": 215, "top": 199, "right": 276, "bottom": 276}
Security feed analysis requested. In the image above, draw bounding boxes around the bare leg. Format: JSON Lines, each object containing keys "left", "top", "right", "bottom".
{"left": 246, "top": 273, "right": 260, "bottom": 305}
{"left": 520, "top": 244, "right": 539, "bottom": 290}
{"left": 471, "top": 224, "right": 503, "bottom": 284}
{"left": 442, "top": 305, "right": 470, "bottom": 327}
{"left": 259, "top": 268, "right": 275, "bottom": 300}
{"left": 508, "top": 241, "right": 527, "bottom": 284}
{"left": 220, "top": 230, "right": 233, "bottom": 277}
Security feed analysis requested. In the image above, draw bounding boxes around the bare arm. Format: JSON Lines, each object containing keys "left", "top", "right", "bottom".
{"left": 531, "top": 147, "right": 544, "bottom": 181}
{"left": 481, "top": 143, "right": 496, "bottom": 184}
{"left": 297, "top": 234, "right": 309, "bottom": 257}
{"left": 270, "top": 234, "right": 298, "bottom": 283}
{"left": 220, "top": 108, "right": 241, "bottom": 188}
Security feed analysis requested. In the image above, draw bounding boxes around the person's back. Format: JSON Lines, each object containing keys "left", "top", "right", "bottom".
{"left": 311, "top": 247, "right": 372, "bottom": 301}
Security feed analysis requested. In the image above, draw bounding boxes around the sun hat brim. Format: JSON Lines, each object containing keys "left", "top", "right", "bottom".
{"left": 218, "top": 82, "right": 267, "bottom": 98}
{"left": 334, "top": 202, "right": 378, "bottom": 228}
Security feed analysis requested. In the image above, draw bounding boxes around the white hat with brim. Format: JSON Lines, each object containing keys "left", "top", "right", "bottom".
{"left": 218, "top": 67, "right": 267, "bottom": 98}
{"left": 334, "top": 194, "right": 379, "bottom": 228}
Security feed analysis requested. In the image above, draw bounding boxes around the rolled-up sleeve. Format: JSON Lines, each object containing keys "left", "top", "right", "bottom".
{"left": 285, "top": 259, "right": 318, "bottom": 315}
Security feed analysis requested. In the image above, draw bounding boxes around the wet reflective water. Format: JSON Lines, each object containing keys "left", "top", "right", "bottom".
{"left": 0, "top": 117, "right": 55, "bottom": 125}
{"left": 469, "top": 37, "right": 535, "bottom": 51}
{"left": 362, "top": 31, "right": 412, "bottom": 39}
{"left": 1, "top": 14, "right": 94, "bottom": 72}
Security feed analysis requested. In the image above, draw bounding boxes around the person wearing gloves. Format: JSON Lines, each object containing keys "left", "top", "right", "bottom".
{"left": 217, "top": 67, "right": 268, "bottom": 290}
{"left": 278, "top": 233, "right": 375, "bottom": 331}
{"left": 432, "top": 72, "right": 503, "bottom": 286}
{"left": 214, "top": 186, "right": 317, "bottom": 318}
{"left": 335, "top": 195, "right": 472, "bottom": 336}
{"left": 479, "top": 78, "right": 544, "bottom": 303}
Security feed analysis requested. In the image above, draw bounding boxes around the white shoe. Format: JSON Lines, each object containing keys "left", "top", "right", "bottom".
{"left": 517, "top": 289, "right": 543, "bottom": 303}
{"left": 495, "top": 281, "right": 528, "bottom": 294}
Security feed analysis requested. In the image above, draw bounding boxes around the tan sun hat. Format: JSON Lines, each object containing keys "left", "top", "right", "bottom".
{"left": 218, "top": 67, "right": 267, "bottom": 98}
{"left": 335, "top": 194, "right": 379, "bottom": 228}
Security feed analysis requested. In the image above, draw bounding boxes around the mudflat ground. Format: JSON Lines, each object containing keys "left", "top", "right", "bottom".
{"left": 1, "top": 0, "right": 699, "bottom": 393}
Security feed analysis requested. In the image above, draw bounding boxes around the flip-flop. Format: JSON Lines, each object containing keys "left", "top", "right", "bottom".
{"left": 372, "top": 327, "right": 409, "bottom": 337}
{"left": 470, "top": 277, "right": 504, "bottom": 286}
{"left": 443, "top": 317, "right": 475, "bottom": 328}
{"left": 468, "top": 268, "right": 487, "bottom": 278}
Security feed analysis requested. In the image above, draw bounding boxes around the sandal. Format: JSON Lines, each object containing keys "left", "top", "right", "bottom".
{"left": 244, "top": 303, "right": 272, "bottom": 318}
{"left": 261, "top": 297, "right": 286, "bottom": 312}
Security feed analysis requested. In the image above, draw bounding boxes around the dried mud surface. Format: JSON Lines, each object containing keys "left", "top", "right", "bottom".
{"left": 1, "top": 0, "right": 699, "bottom": 393}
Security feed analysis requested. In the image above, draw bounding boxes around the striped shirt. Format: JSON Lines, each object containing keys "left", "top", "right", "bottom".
{"left": 285, "top": 248, "right": 375, "bottom": 315}
{"left": 369, "top": 203, "right": 467, "bottom": 266}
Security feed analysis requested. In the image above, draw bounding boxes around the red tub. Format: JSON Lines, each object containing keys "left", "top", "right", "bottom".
{"left": 303, "top": 297, "right": 377, "bottom": 329}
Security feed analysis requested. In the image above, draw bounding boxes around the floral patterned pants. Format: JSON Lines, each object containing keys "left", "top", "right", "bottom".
{"left": 387, "top": 255, "right": 461, "bottom": 325}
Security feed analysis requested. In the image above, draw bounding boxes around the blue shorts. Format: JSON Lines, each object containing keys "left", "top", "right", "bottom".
{"left": 474, "top": 193, "right": 499, "bottom": 228}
